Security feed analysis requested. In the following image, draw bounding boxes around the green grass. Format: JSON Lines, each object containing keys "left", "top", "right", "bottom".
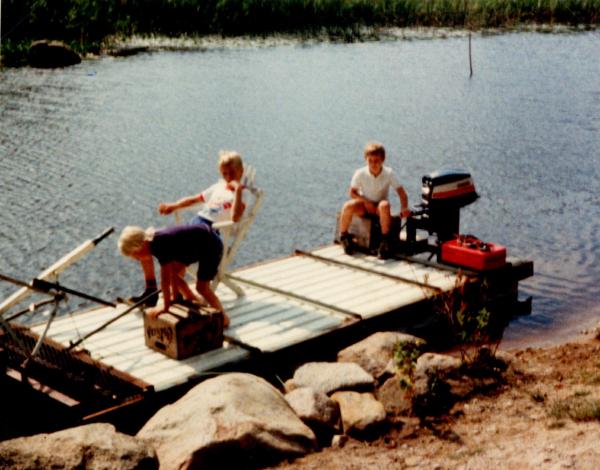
{"left": 549, "top": 396, "right": 600, "bottom": 422}
{"left": 2, "top": 0, "right": 599, "bottom": 65}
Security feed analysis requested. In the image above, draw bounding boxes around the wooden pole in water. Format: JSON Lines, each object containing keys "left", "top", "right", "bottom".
{"left": 469, "top": 32, "right": 473, "bottom": 78}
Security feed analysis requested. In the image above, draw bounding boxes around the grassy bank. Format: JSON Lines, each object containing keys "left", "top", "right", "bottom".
{"left": 2, "top": 0, "right": 599, "bottom": 65}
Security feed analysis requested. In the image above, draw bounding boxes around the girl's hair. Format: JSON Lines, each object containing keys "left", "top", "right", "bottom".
{"left": 118, "top": 226, "right": 155, "bottom": 257}
{"left": 218, "top": 150, "right": 243, "bottom": 170}
{"left": 364, "top": 141, "right": 386, "bottom": 160}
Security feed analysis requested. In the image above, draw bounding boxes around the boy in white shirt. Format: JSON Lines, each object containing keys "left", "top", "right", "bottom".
{"left": 339, "top": 141, "right": 409, "bottom": 259}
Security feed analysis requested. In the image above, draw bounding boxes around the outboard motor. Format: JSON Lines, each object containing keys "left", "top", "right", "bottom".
{"left": 406, "top": 169, "right": 478, "bottom": 248}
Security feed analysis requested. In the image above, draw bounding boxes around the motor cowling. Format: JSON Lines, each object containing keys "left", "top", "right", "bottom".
{"left": 407, "top": 169, "right": 478, "bottom": 246}
{"left": 421, "top": 169, "right": 478, "bottom": 210}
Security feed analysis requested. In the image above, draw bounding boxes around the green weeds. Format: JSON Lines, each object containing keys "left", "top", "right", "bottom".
{"left": 393, "top": 339, "right": 425, "bottom": 388}
{"left": 431, "top": 275, "right": 502, "bottom": 365}
{"left": 2, "top": 0, "right": 599, "bottom": 65}
{"left": 549, "top": 396, "right": 600, "bottom": 422}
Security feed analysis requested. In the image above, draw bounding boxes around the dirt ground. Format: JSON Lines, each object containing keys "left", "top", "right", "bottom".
{"left": 267, "top": 332, "right": 600, "bottom": 470}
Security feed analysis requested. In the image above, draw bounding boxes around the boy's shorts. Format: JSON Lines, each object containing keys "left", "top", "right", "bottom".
{"left": 195, "top": 229, "right": 224, "bottom": 282}
{"left": 189, "top": 215, "right": 214, "bottom": 227}
{"left": 187, "top": 215, "right": 223, "bottom": 281}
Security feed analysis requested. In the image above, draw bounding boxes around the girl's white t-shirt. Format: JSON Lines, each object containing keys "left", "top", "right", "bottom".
{"left": 197, "top": 180, "right": 244, "bottom": 223}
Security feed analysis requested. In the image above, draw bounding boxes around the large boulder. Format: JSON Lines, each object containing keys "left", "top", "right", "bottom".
{"left": 337, "top": 332, "right": 426, "bottom": 380}
{"left": 137, "top": 373, "right": 316, "bottom": 470}
{"left": 28, "top": 40, "right": 81, "bottom": 68}
{"left": 286, "top": 362, "right": 375, "bottom": 395}
{"left": 330, "top": 391, "right": 386, "bottom": 436}
{"left": 0, "top": 423, "right": 157, "bottom": 470}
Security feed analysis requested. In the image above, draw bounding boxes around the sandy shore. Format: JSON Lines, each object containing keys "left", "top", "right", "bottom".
{"left": 267, "top": 328, "right": 600, "bottom": 469}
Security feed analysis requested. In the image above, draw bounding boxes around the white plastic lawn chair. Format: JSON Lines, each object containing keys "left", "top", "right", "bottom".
{"left": 174, "top": 165, "right": 263, "bottom": 297}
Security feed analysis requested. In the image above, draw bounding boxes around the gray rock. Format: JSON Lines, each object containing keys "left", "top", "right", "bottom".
{"left": 414, "top": 352, "right": 462, "bottom": 394}
{"left": 331, "top": 434, "right": 348, "bottom": 448}
{"left": 138, "top": 373, "right": 316, "bottom": 470}
{"left": 288, "top": 362, "right": 375, "bottom": 395}
{"left": 28, "top": 40, "right": 81, "bottom": 68}
{"left": 376, "top": 376, "right": 413, "bottom": 416}
{"left": 337, "top": 332, "right": 426, "bottom": 380}
{"left": 383, "top": 358, "right": 399, "bottom": 377}
{"left": 0, "top": 423, "right": 157, "bottom": 470}
{"left": 285, "top": 387, "right": 341, "bottom": 435}
{"left": 330, "top": 391, "right": 387, "bottom": 435}
{"left": 495, "top": 350, "right": 517, "bottom": 368}
{"left": 413, "top": 353, "right": 464, "bottom": 416}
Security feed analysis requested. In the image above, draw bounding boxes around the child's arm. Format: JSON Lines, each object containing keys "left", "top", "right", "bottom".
{"left": 396, "top": 186, "right": 410, "bottom": 218}
{"left": 227, "top": 181, "right": 246, "bottom": 222}
{"left": 158, "top": 193, "right": 205, "bottom": 215}
{"left": 349, "top": 187, "right": 377, "bottom": 213}
{"left": 147, "top": 262, "right": 175, "bottom": 317}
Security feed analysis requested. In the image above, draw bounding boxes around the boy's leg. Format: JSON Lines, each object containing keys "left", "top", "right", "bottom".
{"left": 339, "top": 200, "right": 366, "bottom": 233}
{"left": 340, "top": 200, "right": 366, "bottom": 254}
{"left": 130, "top": 258, "right": 158, "bottom": 306}
{"left": 196, "top": 280, "right": 230, "bottom": 328}
{"left": 377, "top": 200, "right": 393, "bottom": 259}
{"left": 377, "top": 200, "right": 392, "bottom": 236}
{"left": 172, "top": 266, "right": 201, "bottom": 304}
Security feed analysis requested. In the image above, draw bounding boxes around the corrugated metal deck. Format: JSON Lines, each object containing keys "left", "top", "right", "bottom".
{"left": 31, "top": 244, "right": 459, "bottom": 393}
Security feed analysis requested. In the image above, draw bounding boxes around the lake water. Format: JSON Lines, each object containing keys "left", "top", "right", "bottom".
{"left": 1, "top": 31, "right": 599, "bottom": 348}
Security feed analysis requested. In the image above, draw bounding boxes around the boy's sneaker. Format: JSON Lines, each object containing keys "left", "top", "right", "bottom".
{"left": 378, "top": 240, "right": 392, "bottom": 260}
{"left": 129, "top": 288, "right": 159, "bottom": 307}
{"left": 340, "top": 233, "right": 355, "bottom": 255}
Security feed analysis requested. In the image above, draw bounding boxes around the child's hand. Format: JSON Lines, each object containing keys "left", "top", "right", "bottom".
{"left": 227, "top": 181, "right": 245, "bottom": 191}
{"left": 158, "top": 203, "right": 173, "bottom": 215}
{"left": 364, "top": 200, "right": 377, "bottom": 213}
{"left": 400, "top": 208, "right": 411, "bottom": 218}
{"left": 147, "top": 305, "right": 167, "bottom": 319}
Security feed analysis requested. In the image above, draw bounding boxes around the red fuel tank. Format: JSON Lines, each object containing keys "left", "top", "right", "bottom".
{"left": 441, "top": 235, "right": 507, "bottom": 271}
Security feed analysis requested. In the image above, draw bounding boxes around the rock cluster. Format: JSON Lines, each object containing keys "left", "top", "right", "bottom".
{"left": 1, "top": 331, "right": 511, "bottom": 469}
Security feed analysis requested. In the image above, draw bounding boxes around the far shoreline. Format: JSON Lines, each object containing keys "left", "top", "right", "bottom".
{"left": 100, "top": 24, "right": 597, "bottom": 57}
{"left": 2, "top": 23, "right": 597, "bottom": 67}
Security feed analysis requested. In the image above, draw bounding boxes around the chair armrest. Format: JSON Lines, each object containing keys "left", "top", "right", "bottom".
{"left": 212, "top": 220, "right": 236, "bottom": 230}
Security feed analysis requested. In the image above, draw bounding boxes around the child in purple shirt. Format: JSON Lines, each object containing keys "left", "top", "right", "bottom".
{"left": 119, "top": 224, "right": 228, "bottom": 326}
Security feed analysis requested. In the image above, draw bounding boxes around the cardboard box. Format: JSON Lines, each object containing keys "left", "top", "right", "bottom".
{"left": 144, "top": 304, "right": 224, "bottom": 359}
{"left": 441, "top": 237, "right": 507, "bottom": 271}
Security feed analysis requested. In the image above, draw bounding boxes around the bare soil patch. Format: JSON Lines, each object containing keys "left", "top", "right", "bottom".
{"left": 268, "top": 334, "right": 600, "bottom": 469}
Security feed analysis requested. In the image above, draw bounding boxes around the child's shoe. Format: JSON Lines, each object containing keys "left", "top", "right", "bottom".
{"left": 340, "top": 232, "right": 355, "bottom": 255}
{"left": 129, "top": 288, "right": 159, "bottom": 307}
{"left": 378, "top": 239, "right": 392, "bottom": 260}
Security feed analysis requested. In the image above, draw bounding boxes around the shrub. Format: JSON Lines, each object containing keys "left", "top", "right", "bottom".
{"left": 393, "top": 339, "right": 424, "bottom": 388}
{"left": 549, "top": 396, "right": 600, "bottom": 422}
{"left": 429, "top": 274, "right": 502, "bottom": 365}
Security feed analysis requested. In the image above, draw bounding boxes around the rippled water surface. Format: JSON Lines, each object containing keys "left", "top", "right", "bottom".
{"left": 1, "top": 31, "right": 599, "bottom": 347}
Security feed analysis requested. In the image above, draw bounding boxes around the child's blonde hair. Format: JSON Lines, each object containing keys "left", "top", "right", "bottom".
{"left": 364, "top": 141, "right": 386, "bottom": 160}
{"left": 118, "top": 226, "right": 155, "bottom": 257}
{"left": 218, "top": 150, "right": 243, "bottom": 171}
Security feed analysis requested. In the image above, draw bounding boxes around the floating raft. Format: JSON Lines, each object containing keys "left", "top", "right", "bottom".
{"left": 22, "top": 244, "right": 531, "bottom": 417}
